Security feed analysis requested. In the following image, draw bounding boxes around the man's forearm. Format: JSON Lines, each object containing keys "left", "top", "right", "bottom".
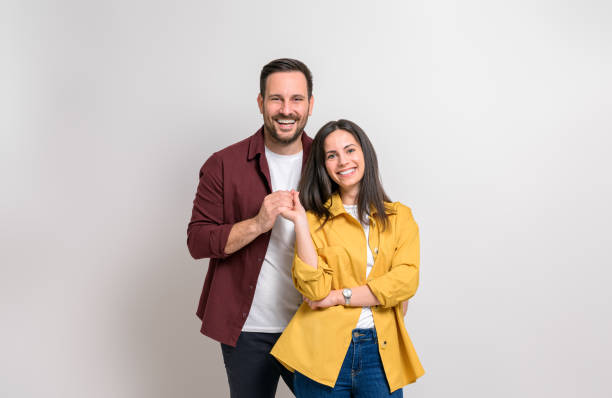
{"left": 224, "top": 217, "right": 261, "bottom": 255}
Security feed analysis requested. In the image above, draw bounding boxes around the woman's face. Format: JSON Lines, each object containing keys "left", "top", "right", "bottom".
{"left": 323, "top": 129, "right": 365, "bottom": 199}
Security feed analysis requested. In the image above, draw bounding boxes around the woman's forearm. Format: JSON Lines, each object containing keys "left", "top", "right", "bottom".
{"left": 307, "top": 285, "right": 381, "bottom": 309}
{"left": 294, "top": 218, "right": 317, "bottom": 269}
{"left": 344, "top": 285, "right": 380, "bottom": 307}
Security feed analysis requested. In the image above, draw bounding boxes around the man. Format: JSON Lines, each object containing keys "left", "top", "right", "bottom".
{"left": 187, "top": 58, "right": 314, "bottom": 398}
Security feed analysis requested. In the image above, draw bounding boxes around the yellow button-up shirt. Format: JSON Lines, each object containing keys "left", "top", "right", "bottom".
{"left": 271, "top": 194, "right": 424, "bottom": 392}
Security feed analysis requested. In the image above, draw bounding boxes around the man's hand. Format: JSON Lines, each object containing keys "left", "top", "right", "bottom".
{"left": 303, "top": 290, "right": 343, "bottom": 310}
{"left": 224, "top": 190, "right": 293, "bottom": 255}
{"left": 254, "top": 191, "right": 294, "bottom": 234}
{"left": 280, "top": 190, "right": 307, "bottom": 225}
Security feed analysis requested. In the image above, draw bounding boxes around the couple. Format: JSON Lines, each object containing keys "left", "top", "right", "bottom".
{"left": 187, "top": 58, "right": 423, "bottom": 397}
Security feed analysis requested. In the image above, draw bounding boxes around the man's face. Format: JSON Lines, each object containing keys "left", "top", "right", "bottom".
{"left": 257, "top": 71, "right": 314, "bottom": 145}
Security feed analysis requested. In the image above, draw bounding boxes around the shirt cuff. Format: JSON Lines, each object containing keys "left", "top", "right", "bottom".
{"left": 293, "top": 254, "right": 331, "bottom": 281}
{"left": 213, "top": 222, "right": 235, "bottom": 259}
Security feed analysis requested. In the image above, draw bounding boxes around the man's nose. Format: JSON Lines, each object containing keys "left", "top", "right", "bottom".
{"left": 280, "top": 101, "right": 291, "bottom": 115}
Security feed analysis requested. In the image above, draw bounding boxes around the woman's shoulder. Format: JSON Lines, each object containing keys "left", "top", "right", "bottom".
{"left": 385, "top": 201, "right": 414, "bottom": 218}
{"left": 384, "top": 202, "right": 418, "bottom": 232}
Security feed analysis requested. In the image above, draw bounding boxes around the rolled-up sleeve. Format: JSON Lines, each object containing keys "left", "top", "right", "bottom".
{"left": 367, "top": 205, "right": 420, "bottom": 308}
{"left": 187, "top": 153, "right": 234, "bottom": 260}
{"left": 292, "top": 248, "right": 335, "bottom": 301}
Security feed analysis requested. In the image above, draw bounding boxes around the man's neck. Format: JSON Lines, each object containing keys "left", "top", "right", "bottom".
{"left": 264, "top": 134, "right": 303, "bottom": 155}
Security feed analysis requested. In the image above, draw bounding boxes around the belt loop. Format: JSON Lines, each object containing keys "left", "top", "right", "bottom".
{"left": 351, "top": 328, "right": 376, "bottom": 342}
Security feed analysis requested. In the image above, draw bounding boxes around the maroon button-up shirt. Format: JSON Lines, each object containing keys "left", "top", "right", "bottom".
{"left": 187, "top": 127, "right": 313, "bottom": 346}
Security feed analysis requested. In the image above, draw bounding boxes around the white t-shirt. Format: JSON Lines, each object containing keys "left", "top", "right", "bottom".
{"left": 343, "top": 204, "right": 375, "bottom": 329}
{"left": 242, "top": 148, "right": 303, "bottom": 332}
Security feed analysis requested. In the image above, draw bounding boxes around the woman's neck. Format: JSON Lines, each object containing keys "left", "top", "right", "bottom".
{"left": 339, "top": 187, "right": 359, "bottom": 205}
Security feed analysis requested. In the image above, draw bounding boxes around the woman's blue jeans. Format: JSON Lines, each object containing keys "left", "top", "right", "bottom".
{"left": 294, "top": 328, "right": 402, "bottom": 397}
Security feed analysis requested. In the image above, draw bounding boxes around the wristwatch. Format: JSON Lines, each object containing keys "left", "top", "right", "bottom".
{"left": 342, "top": 288, "right": 352, "bottom": 306}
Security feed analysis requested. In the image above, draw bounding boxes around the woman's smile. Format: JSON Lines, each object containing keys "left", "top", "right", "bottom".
{"left": 324, "top": 129, "right": 365, "bottom": 202}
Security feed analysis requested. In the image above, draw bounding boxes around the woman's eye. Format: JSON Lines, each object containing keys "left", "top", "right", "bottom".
{"left": 327, "top": 154, "right": 336, "bottom": 160}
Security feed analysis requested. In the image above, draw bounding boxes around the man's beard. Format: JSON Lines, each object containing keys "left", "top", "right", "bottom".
{"left": 263, "top": 114, "right": 309, "bottom": 145}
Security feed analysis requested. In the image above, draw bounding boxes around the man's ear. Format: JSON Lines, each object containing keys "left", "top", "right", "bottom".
{"left": 257, "top": 93, "right": 264, "bottom": 114}
{"left": 308, "top": 95, "right": 315, "bottom": 116}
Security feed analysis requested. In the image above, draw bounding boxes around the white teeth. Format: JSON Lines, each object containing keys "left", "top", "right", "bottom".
{"left": 339, "top": 168, "right": 355, "bottom": 175}
{"left": 277, "top": 119, "right": 296, "bottom": 124}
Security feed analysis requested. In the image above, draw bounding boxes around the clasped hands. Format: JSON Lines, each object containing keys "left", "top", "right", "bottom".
{"left": 254, "top": 190, "right": 305, "bottom": 234}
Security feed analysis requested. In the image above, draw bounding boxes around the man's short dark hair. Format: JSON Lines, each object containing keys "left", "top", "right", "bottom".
{"left": 260, "top": 58, "right": 313, "bottom": 99}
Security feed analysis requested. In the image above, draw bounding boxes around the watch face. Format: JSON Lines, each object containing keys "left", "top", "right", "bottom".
{"left": 343, "top": 288, "right": 352, "bottom": 298}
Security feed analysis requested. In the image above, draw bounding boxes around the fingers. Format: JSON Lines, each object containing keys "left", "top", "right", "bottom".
{"left": 256, "top": 191, "right": 295, "bottom": 232}
{"left": 278, "top": 208, "right": 297, "bottom": 223}
{"left": 266, "top": 194, "right": 294, "bottom": 213}
{"left": 267, "top": 190, "right": 305, "bottom": 212}
{"left": 303, "top": 296, "right": 317, "bottom": 310}
{"left": 303, "top": 295, "right": 334, "bottom": 310}
{"left": 294, "top": 193, "right": 306, "bottom": 213}
{"left": 267, "top": 190, "right": 293, "bottom": 204}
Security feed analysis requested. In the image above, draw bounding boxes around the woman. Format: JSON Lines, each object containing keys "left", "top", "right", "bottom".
{"left": 271, "top": 119, "right": 424, "bottom": 397}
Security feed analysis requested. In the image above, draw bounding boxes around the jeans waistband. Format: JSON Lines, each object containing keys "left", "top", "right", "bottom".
{"left": 351, "top": 328, "right": 377, "bottom": 342}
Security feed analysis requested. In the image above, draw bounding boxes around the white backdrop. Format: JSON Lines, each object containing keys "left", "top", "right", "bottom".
{"left": 2, "top": 1, "right": 611, "bottom": 397}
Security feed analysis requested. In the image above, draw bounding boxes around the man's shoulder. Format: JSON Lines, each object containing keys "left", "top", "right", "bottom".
{"left": 204, "top": 128, "right": 262, "bottom": 164}
{"left": 213, "top": 132, "right": 258, "bottom": 158}
{"left": 197, "top": 129, "right": 262, "bottom": 176}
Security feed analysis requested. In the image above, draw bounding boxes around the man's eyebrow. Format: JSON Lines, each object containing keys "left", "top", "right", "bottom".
{"left": 267, "top": 93, "right": 306, "bottom": 97}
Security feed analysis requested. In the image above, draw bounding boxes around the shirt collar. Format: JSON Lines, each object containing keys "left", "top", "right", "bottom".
{"left": 247, "top": 127, "right": 266, "bottom": 161}
{"left": 325, "top": 193, "right": 380, "bottom": 218}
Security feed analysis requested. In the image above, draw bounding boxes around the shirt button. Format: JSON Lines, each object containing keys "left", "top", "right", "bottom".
{"left": 249, "top": 285, "right": 254, "bottom": 290}
{"left": 242, "top": 312, "right": 247, "bottom": 318}
{"left": 374, "top": 247, "right": 379, "bottom": 253}
{"left": 381, "top": 340, "right": 387, "bottom": 349}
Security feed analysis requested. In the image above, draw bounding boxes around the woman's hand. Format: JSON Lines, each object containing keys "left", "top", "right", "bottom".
{"left": 280, "top": 190, "right": 307, "bottom": 226}
{"left": 303, "top": 290, "right": 343, "bottom": 310}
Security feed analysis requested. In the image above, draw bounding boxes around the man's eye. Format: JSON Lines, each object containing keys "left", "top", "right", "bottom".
{"left": 347, "top": 148, "right": 355, "bottom": 153}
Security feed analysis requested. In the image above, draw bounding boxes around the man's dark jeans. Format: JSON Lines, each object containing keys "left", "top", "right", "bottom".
{"left": 221, "top": 332, "right": 294, "bottom": 398}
